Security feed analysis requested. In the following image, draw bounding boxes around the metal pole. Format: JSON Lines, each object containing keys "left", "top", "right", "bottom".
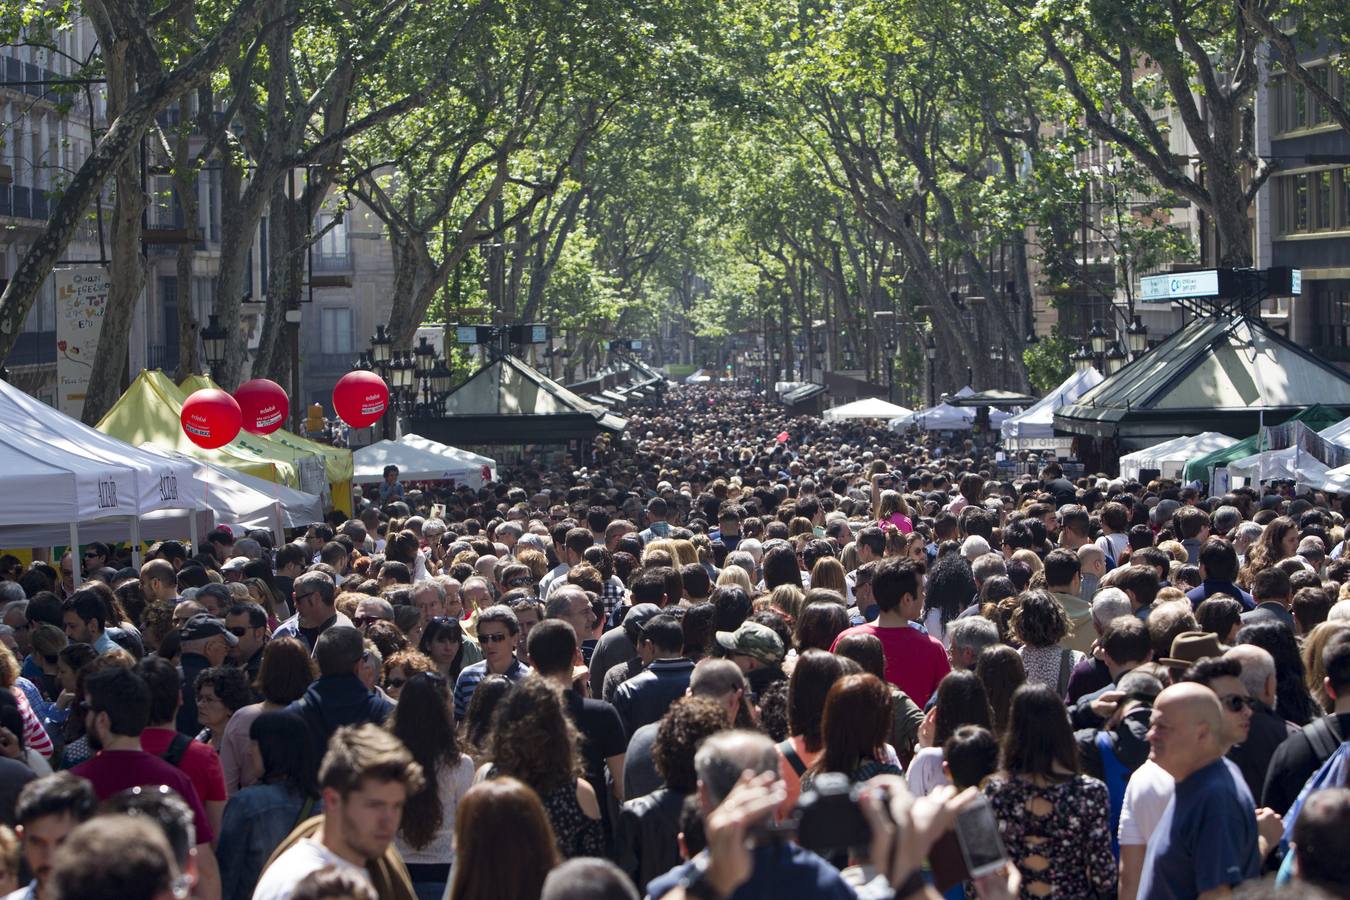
{"left": 68, "top": 523, "right": 82, "bottom": 590}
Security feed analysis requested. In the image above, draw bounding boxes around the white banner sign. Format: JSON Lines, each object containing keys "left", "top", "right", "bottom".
{"left": 55, "top": 266, "right": 110, "bottom": 418}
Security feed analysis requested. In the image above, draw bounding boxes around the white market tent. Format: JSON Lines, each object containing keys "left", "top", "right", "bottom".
{"left": 397, "top": 434, "right": 498, "bottom": 485}
{"left": 892, "top": 398, "right": 1013, "bottom": 432}
{"left": 355, "top": 439, "right": 497, "bottom": 489}
{"left": 154, "top": 448, "right": 325, "bottom": 533}
{"left": 1224, "top": 414, "right": 1350, "bottom": 489}
{"left": 1119, "top": 432, "right": 1239, "bottom": 481}
{"left": 1000, "top": 367, "right": 1103, "bottom": 447}
{"left": 822, "top": 397, "right": 914, "bottom": 422}
{"left": 685, "top": 370, "right": 714, "bottom": 384}
{"left": 0, "top": 377, "right": 203, "bottom": 521}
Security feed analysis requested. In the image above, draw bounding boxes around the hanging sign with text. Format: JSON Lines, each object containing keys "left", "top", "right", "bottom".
{"left": 54, "top": 266, "right": 110, "bottom": 418}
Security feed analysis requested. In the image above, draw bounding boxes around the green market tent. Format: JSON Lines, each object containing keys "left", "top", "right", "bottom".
{"left": 1181, "top": 404, "right": 1346, "bottom": 484}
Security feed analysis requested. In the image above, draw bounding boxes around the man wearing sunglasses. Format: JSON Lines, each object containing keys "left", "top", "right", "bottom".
{"left": 224, "top": 603, "right": 270, "bottom": 683}
{"left": 452, "top": 605, "right": 529, "bottom": 721}
{"left": 80, "top": 543, "right": 110, "bottom": 578}
{"left": 274, "top": 572, "right": 351, "bottom": 653}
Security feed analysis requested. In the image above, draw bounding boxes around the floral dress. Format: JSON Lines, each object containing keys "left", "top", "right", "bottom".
{"left": 982, "top": 774, "right": 1116, "bottom": 899}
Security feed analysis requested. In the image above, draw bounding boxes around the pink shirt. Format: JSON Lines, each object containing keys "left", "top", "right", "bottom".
{"left": 879, "top": 513, "right": 914, "bottom": 534}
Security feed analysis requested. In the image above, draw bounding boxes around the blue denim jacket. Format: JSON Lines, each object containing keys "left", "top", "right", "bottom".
{"left": 217, "top": 783, "right": 321, "bottom": 900}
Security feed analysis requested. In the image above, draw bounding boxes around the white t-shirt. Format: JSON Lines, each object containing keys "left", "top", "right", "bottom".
{"left": 1118, "top": 758, "right": 1250, "bottom": 847}
{"left": 251, "top": 837, "right": 370, "bottom": 900}
{"left": 1096, "top": 533, "right": 1128, "bottom": 565}
{"left": 906, "top": 747, "right": 949, "bottom": 797}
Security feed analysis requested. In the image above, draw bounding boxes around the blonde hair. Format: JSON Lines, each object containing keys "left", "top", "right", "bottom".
{"left": 716, "top": 566, "right": 753, "bottom": 595}
{"left": 1303, "top": 621, "right": 1350, "bottom": 712}
{"left": 810, "top": 557, "right": 847, "bottom": 595}
{"left": 672, "top": 540, "right": 699, "bottom": 567}
{"left": 644, "top": 539, "right": 680, "bottom": 565}
{"left": 1158, "top": 540, "right": 1187, "bottom": 563}
{"left": 1011, "top": 549, "right": 1043, "bottom": 574}
{"left": 768, "top": 584, "right": 805, "bottom": 621}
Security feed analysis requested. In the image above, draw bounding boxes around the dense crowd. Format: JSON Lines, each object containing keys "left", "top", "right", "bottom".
{"left": 0, "top": 386, "right": 1346, "bottom": 900}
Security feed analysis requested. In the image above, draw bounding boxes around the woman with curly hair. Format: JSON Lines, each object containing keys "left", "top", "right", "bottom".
{"left": 1011, "top": 590, "right": 1083, "bottom": 696}
{"left": 461, "top": 675, "right": 513, "bottom": 764}
{"left": 486, "top": 677, "right": 603, "bottom": 858}
{"left": 1239, "top": 515, "right": 1300, "bottom": 587}
{"left": 615, "top": 696, "right": 726, "bottom": 887}
{"left": 194, "top": 666, "right": 253, "bottom": 751}
{"left": 446, "top": 778, "right": 558, "bottom": 900}
{"left": 390, "top": 673, "right": 474, "bottom": 900}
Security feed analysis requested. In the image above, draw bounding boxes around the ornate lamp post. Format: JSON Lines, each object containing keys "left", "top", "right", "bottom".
{"left": 200, "top": 314, "right": 228, "bottom": 378}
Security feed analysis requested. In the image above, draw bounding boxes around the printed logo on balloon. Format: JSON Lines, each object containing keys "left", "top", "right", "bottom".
{"left": 181, "top": 389, "right": 242, "bottom": 449}
{"left": 333, "top": 371, "right": 390, "bottom": 429}
{"left": 234, "top": 378, "right": 289, "bottom": 435}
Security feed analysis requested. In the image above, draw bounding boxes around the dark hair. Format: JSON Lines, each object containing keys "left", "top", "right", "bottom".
{"left": 1100, "top": 616, "right": 1152, "bottom": 665}
{"left": 1010, "top": 590, "right": 1072, "bottom": 648}
{"left": 932, "top": 670, "right": 993, "bottom": 745}
{"left": 926, "top": 552, "right": 977, "bottom": 624}
{"left": 314, "top": 626, "right": 365, "bottom": 677}
{"left": 390, "top": 673, "right": 459, "bottom": 849}
{"left": 1179, "top": 655, "right": 1243, "bottom": 687}
{"left": 14, "top": 772, "right": 97, "bottom": 826}
{"left": 681, "top": 603, "right": 716, "bottom": 662}
{"left": 709, "top": 586, "right": 752, "bottom": 632}
{"left": 1324, "top": 635, "right": 1350, "bottom": 695}
{"left": 250, "top": 710, "right": 319, "bottom": 797}
{"left": 1236, "top": 621, "right": 1319, "bottom": 726}
{"left": 488, "top": 678, "right": 581, "bottom": 795}
{"left": 195, "top": 666, "right": 253, "bottom": 713}
{"left": 464, "top": 675, "right": 514, "bottom": 754}
{"left": 62, "top": 589, "right": 109, "bottom": 631}
{"left": 788, "top": 650, "right": 850, "bottom": 753}
{"left": 1292, "top": 787, "right": 1350, "bottom": 892}
{"left": 1292, "top": 587, "right": 1333, "bottom": 634}
{"left": 762, "top": 545, "right": 801, "bottom": 591}
{"left": 1198, "top": 538, "right": 1239, "bottom": 582}
{"left": 447, "top": 778, "right": 558, "bottom": 900}
{"left": 832, "top": 633, "right": 886, "bottom": 680}
{"left": 653, "top": 696, "right": 727, "bottom": 793}
{"left": 944, "top": 725, "right": 1000, "bottom": 790}
{"left": 975, "top": 645, "right": 1026, "bottom": 736}
{"left": 1251, "top": 567, "right": 1293, "bottom": 603}
{"left": 793, "top": 601, "right": 849, "bottom": 652}
{"left": 526, "top": 619, "right": 577, "bottom": 677}
{"left": 678, "top": 563, "right": 712, "bottom": 600}
{"left": 871, "top": 558, "right": 922, "bottom": 613}
{"left": 999, "top": 684, "right": 1078, "bottom": 782}
{"left": 1195, "top": 596, "right": 1243, "bottom": 641}
{"left": 810, "top": 673, "right": 893, "bottom": 778}
{"left": 50, "top": 815, "right": 177, "bottom": 900}
{"left": 418, "top": 616, "right": 466, "bottom": 679}
{"left": 85, "top": 667, "right": 151, "bottom": 737}
{"left": 1042, "top": 549, "right": 1080, "bottom": 589}
{"left": 1115, "top": 565, "right": 1160, "bottom": 608}
{"left": 257, "top": 637, "right": 318, "bottom": 705}
{"left": 639, "top": 614, "right": 684, "bottom": 655}
{"left": 134, "top": 658, "right": 183, "bottom": 725}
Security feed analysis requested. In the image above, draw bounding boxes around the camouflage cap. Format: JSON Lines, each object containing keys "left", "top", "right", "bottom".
{"left": 713, "top": 621, "right": 785, "bottom": 667}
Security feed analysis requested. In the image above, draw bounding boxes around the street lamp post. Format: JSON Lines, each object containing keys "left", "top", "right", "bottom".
{"left": 1104, "top": 342, "right": 1127, "bottom": 376}
{"left": 200, "top": 314, "right": 228, "bottom": 379}
{"left": 924, "top": 332, "right": 937, "bottom": 407}
{"left": 1126, "top": 315, "right": 1149, "bottom": 359}
{"left": 1072, "top": 344, "right": 1094, "bottom": 374}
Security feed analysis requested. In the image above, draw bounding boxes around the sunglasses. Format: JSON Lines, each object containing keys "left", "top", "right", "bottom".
{"left": 82, "top": 551, "right": 101, "bottom": 559}
{"left": 479, "top": 632, "right": 511, "bottom": 644}
{"left": 506, "top": 578, "right": 536, "bottom": 588}
{"left": 354, "top": 615, "right": 385, "bottom": 627}
{"left": 227, "top": 626, "right": 250, "bottom": 638}
{"left": 385, "top": 677, "right": 407, "bottom": 690}
{"left": 1219, "top": 694, "right": 1258, "bottom": 713}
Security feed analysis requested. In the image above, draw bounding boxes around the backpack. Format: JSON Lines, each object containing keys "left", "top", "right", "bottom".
{"left": 159, "top": 733, "right": 193, "bottom": 769}
{"left": 1274, "top": 733, "right": 1350, "bottom": 886}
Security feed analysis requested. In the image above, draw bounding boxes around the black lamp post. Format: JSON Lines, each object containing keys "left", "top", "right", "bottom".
{"left": 1072, "top": 344, "right": 1094, "bottom": 374}
{"left": 1105, "top": 341, "right": 1127, "bottom": 376}
{"left": 924, "top": 332, "right": 937, "bottom": 407}
{"left": 370, "top": 325, "right": 392, "bottom": 375}
{"left": 201, "top": 314, "right": 228, "bottom": 378}
{"left": 1087, "top": 319, "right": 1109, "bottom": 371}
{"left": 1126, "top": 315, "right": 1149, "bottom": 358}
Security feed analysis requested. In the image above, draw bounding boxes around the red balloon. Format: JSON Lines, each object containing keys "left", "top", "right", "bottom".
{"left": 333, "top": 371, "right": 389, "bottom": 429}
{"left": 181, "top": 389, "right": 242, "bottom": 449}
{"left": 234, "top": 378, "right": 289, "bottom": 435}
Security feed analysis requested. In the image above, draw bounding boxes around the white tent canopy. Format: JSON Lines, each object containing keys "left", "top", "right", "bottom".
{"left": 159, "top": 448, "right": 324, "bottom": 531}
{"left": 1221, "top": 414, "right": 1350, "bottom": 488}
{"left": 892, "top": 401, "right": 1011, "bottom": 432}
{"left": 823, "top": 397, "right": 914, "bottom": 421}
{"left": 355, "top": 439, "right": 495, "bottom": 489}
{"left": 0, "top": 377, "right": 203, "bottom": 518}
{"left": 1001, "top": 367, "right": 1103, "bottom": 445}
{"left": 397, "top": 434, "right": 498, "bottom": 484}
{"left": 1119, "top": 432, "right": 1239, "bottom": 481}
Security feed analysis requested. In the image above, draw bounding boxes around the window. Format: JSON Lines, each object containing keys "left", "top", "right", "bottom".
{"left": 1292, "top": 80, "right": 1308, "bottom": 130}
{"left": 1295, "top": 174, "right": 1310, "bottom": 231}
{"left": 1314, "top": 67, "right": 1331, "bottom": 125}
{"left": 1322, "top": 287, "right": 1350, "bottom": 348}
{"left": 1342, "top": 169, "right": 1350, "bottom": 229}
{"left": 1316, "top": 171, "right": 1333, "bottom": 230}
{"left": 320, "top": 307, "right": 353, "bottom": 354}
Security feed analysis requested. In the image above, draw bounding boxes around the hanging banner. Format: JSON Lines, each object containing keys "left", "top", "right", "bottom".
{"left": 55, "top": 266, "right": 110, "bottom": 418}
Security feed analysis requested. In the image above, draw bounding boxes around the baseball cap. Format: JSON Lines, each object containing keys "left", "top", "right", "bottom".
{"left": 222, "top": 557, "right": 250, "bottom": 574}
{"left": 714, "top": 621, "right": 785, "bottom": 667}
{"left": 179, "top": 613, "right": 238, "bottom": 646}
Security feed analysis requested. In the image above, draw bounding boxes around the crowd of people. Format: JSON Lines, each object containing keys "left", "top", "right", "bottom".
{"left": 0, "top": 386, "right": 1346, "bottom": 900}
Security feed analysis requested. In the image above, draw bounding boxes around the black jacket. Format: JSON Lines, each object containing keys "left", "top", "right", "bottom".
{"left": 287, "top": 674, "right": 395, "bottom": 775}
{"left": 1262, "top": 712, "right": 1350, "bottom": 813}
{"left": 1076, "top": 705, "right": 1152, "bottom": 781}
{"left": 176, "top": 652, "right": 212, "bottom": 736}
{"left": 615, "top": 787, "right": 687, "bottom": 889}
{"left": 1228, "top": 702, "right": 1291, "bottom": 803}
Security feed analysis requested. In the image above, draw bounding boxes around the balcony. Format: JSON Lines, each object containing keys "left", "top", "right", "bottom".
{"left": 147, "top": 343, "right": 181, "bottom": 373}
{"left": 311, "top": 250, "right": 353, "bottom": 273}
{"left": 0, "top": 185, "right": 50, "bottom": 221}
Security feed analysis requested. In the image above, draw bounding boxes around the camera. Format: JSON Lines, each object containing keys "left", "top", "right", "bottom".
{"left": 791, "top": 773, "right": 875, "bottom": 856}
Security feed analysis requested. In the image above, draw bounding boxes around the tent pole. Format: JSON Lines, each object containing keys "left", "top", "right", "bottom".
{"left": 69, "top": 523, "right": 82, "bottom": 590}
{"left": 271, "top": 503, "right": 284, "bottom": 548}
{"left": 189, "top": 511, "right": 200, "bottom": 553}
{"left": 130, "top": 517, "right": 143, "bottom": 568}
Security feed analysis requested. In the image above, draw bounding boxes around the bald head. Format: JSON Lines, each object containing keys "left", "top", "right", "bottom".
{"left": 1225, "top": 644, "right": 1277, "bottom": 708}
{"left": 140, "top": 559, "right": 177, "bottom": 602}
{"left": 1149, "top": 682, "right": 1225, "bottom": 780}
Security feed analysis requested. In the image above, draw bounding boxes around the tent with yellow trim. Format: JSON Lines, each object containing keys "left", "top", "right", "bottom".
{"left": 178, "top": 375, "right": 354, "bottom": 514}
{"left": 97, "top": 370, "right": 299, "bottom": 487}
